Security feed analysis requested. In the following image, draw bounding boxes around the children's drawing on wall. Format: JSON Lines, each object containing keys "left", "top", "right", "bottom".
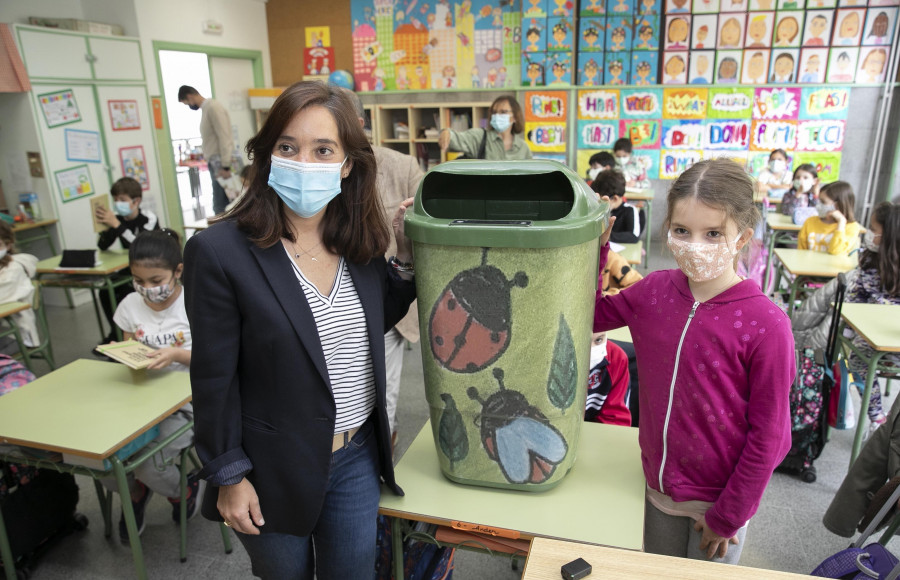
{"left": 745, "top": 12, "right": 774, "bottom": 47}
{"left": 610, "top": 0, "right": 635, "bottom": 13}
{"left": 662, "top": 50, "right": 689, "bottom": 82}
{"left": 749, "top": 0, "right": 775, "bottom": 9}
{"left": 798, "top": 48, "right": 828, "bottom": 82}
{"left": 720, "top": 0, "right": 746, "bottom": 12}
{"left": 856, "top": 46, "right": 889, "bottom": 82}
{"left": 579, "top": 18, "right": 605, "bottom": 51}
{"left": 834, "top": 8, "right": 865, "bottom": 45}
{"left": 548, "top": 17, "right": 574, "bottom": 50}
{"left": 870, "top": 0, "right": 900, "bottom": 7}
{"left": 769, "top": 48, "right": 799, "bottom": 82}
{"left": 692, "top": 0, "right": 720, "bottom": 13}
{"left": 691, "top": 14, "right": 717, "bottom": 48}
{"left": 578, "top": 56, "right": 603, "bottom": 84}
{"left": 525, "top": 0, "right": 548, "bottom": 17}
{"left": 863, "top": 8, "right": 898, "bottom": 45}
{"left": 547, "top": 52, "right": 573, "bottom": 83}
{"left": 773, "top": 11, "right": 803, "bottom": 47}
{"left": 632, "top": 51, "right": 659, "bottom": 84}
{"left": 551, "top": 0, "right": 575, "bottom": 16}
{"left": 525, "top": 18, "right": 547, "bottom": 51}
{"left": 665, "top": 15, "right": 691, "bottom": 48}
{"left": 523, "top": 53, "right": 546, "bottom": 85}
{"left": 715, "top": 50, "right": 742, "bottom": 82}
{"left": 826, "top": 47, "right": 858, "bottom": 82}
{"left": 639, "top": 0, "right": 662, "bottom": 14}
{"left": 580, "top": 0, "right": 604, "bottom": 16}
{"left": 688, "top": 50, "right": 714, "bottom": 82}
{"left": 605, "top": 53, "right": 630, "bottom": 84}
{"left": 717, "top": 14, "right": 745, "bottom": 49}
{"left": 742, "top": 48, "right": 771, "bottom": 82}
{"left": 634, "top": 16, "right": 660, "bottom": 50}
{"left": 606, "top": 16, "right": 632, "bottom": 50}
{"left": 665, "top": 0, "right": 690, "bottom": 13}
{"left": 777, "top": 0, "right": 801, "bottom": 9}
{"left": 839, "top": 0, "right": 866, "bottom": 7}
{"left": 802, "top": 10, "right": 834, "bottom": 46}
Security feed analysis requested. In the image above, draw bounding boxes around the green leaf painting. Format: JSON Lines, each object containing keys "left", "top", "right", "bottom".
{"left": 547, "top": 314, "right": 577, "bottom": 411}
{"left": 439, "top": 393, "right": 468, "bottom": 467}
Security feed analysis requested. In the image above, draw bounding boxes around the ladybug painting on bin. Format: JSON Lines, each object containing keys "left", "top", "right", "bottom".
{"left": 467, "top": 368, "right": 568, "bottom": 485}
{"left": 429, "top": 248, "right": 529, "bottom": 373}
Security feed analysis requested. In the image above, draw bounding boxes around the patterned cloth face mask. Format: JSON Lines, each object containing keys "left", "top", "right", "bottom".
{"left": 667, "top": 231, "right": 741, "bottom": 282}
{"left": 134, "top": 277, "right": 176, "bottom": 304}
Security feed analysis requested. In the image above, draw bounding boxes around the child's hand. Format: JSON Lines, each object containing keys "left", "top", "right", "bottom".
{"left": 95, "top": 205, "right": 119, "bottom": 228}
{"left": 146, "top": 347, "right": 182, "bottom": 370}
{"left": 693, "top": 516, "right": 739, "bottom": 559}
{"left": 598, "top": 195, "right": 617, "bottom": 246}
{"left": 393, "top": 197, "right": 415, "bottom": 263}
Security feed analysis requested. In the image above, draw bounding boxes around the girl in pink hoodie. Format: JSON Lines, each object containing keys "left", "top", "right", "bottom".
{"left": 594, "top": 159, "right": 795, "bottom": 564}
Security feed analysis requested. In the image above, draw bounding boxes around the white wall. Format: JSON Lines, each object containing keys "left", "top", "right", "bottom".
{"left": 0, "top": 0, "right": 85, "bottom": 25}
{"left": 133, "top": 0, "right": 271, "bottom": 96}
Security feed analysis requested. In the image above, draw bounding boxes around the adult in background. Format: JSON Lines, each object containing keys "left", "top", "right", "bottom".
{"left": 345, "top": 88, "right": 423, "bottom": 447}
{"left": 184, "top": 81, "right": 416, "bottom": 579}
{"left": 178, "top": 85, "right": 234, "bottom": 215}
{"left": 438, "top": 95, "right": 533, "bottom": 160}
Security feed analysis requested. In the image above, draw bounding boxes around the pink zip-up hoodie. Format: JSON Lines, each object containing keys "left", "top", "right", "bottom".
{"left": 594, "top": 244, "right": 794, "bottom": 538}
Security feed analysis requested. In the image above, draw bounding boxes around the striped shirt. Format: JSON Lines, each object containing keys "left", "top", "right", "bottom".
{"left": 288, "top": 253, "right": 375, "bottom": 433}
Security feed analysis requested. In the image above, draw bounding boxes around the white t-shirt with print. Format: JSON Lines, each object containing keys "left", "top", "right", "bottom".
{"left": 113, "top": 288, "right": 191, "bottom": 372}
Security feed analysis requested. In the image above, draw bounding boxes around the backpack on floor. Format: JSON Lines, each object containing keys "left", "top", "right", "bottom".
{"left": 777, "top": 348, "right": 828, "bottom": 482}
{"left": 375, "top": 515, "right": 455, "bottom": 580}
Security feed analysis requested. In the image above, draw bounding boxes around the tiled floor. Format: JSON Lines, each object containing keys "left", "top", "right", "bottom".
{"left": 13, "top": 247, "right": 897, "bottom": 579}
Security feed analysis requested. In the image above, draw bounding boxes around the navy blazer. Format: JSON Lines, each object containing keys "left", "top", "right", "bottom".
{"left": 183, "top": 220, "right": 415, "bottom": 537}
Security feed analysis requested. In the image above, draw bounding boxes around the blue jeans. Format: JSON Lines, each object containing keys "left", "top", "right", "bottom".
{"left": 237, "top": 417, "right": 381, "bottom": 579}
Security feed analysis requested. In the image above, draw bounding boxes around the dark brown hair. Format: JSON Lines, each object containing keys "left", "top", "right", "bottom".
{"left": 590, "top": 169, "right": 626, "bottom": 199}
{"left": 0, "top": 221, "right": 14, "bottom": 268}
{"left": 663, "top": 159, "right": 761, "bottom": 255}
{"left": 819, "top": 181, "right": 856, "bottom": 223}
{"left": 111, "top": 177, "right": 142, "bottom": 200}
{"left": 225, "top": 81, "right": 388, "bottom": 263}
{"left": 490, "top": 96, "right": 525, "bottom": 135}
{"left": 860, "top": 201, "right": 900, "bottom": 296}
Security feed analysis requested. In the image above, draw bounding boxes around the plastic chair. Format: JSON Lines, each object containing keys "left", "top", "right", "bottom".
{"left": 176, "top": 446, "right": 232, "bottom": 563}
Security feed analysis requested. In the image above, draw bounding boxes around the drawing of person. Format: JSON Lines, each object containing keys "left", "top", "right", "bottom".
{"left": 718, "top": 56, "right": 739, "bottom": 82}
{"left": 551, "top": 59, "right": 569, "bottom": 83}
{"left": 744, "top": 50, "right": 766, "bottom": 82}
{"left": 774, "top": 15, "right": 799, "bottom": 46}
{"left": 497, "top": 66, "right": 508, "bottom": 86}
{"left": 586, "top": 0, "right": 604, "bottom": 13}
{"left": 552, "top": 21, "right": 570, "bottom": 48}
{"left": 669, "top": 0, "right": 690, "bottom": 13}
{"left": 640, "top": 0, "right": 657, "bottom": 13}
{"left": 487, "top": 67, "right": 498, "bottom": 87}
{"left": 525, "top": 0, "right": 544, "bottom": 15}
{"left": 582, "top": 58, "right": 601, "bottom": 85}
{"left": 637, "top": 24, "right": 655, "bottom": 48}
{"left": 611, "top": 25, "right": 627, "bottom": 50}
{"left": 373, "top": 68, "right": 385, "bottom": 91}
{"left": 415, "top": 65, "right": 429, "bottom": 88}
{"left": 667, "top": 17, "right": 689, "bottom": 49}
{"left": 664, "top": 54, "right": 686, "bottom": 82}
{"left": 526, "top": 61, "right": 544, "bottom": 86}
{"left": 799, "top": 54, "right": 822, "bottom": 82}
{"left": 829, "top": 51, "right": 855, "bottom": 81}
{"left": 747, "top": 15, "right": 770, "bottom": 47}
{"left": 442, "top": 65, "right": 457, "bottom": 88}
{"left": 471, "top": 65, "right": 482, "bottom": 88}
{"left": 691, "top": 53, "right": 711, "bottom": 83}
{"left": 553, "top": 0, "right": 572, "bottom": 16}
{"left": 804, "top": 15, "right": 829, "bottom": 46}
{"left": 613, "top": 0, "right": 629, "bottom": 11}
{"left": 769, "top": 51, "right": 795, "bottom": 82}
{"left": 836, "top": 11, "right": 861, "bottom": 45}
{"left": 607, "top": 58, "right": 625, "bottom": 84}
{"left": 396, "top": 66, "right": 410, "bottom": 90}
{"left": 526, "top": 26, "right": 542, "bottom": 50}
{"left": 634, "top": 60, "right": 653, "bottom": 84}
{"left": 860, "top": 48, "right": 887, "bottom": 82}
{"left": 867, "top": 11, "right": 891, "bottom": 45}
{"left": 583, "top": 25, "right": 601, "bottom": 48}
{"left": 719, "top": 16, "right": 742, "bottom": 48}
{"left": 756, "top": 0, "right": 773, "bottom": 8}
{"left": 695, "top": 24, "right": 709, "bottom": 48}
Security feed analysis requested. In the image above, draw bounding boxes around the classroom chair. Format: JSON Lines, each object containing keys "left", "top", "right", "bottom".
{"left": 176, "top": 446, "right": 232, "bottom": 562}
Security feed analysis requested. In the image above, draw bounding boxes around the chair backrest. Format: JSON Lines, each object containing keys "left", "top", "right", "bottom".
{"left": 824, "top": 272, "right": 847, "bottom": 367}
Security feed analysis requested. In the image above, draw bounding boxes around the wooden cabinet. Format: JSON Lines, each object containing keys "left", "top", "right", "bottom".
{"left": 373, "top": 101, "right": 491, "bottom": 171}
{"left": 15, "top": 25, "right": 144, "bottom": 82}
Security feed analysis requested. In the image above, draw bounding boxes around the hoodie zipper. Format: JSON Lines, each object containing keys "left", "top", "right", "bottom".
{"left": 658, "top": 300, "right": 700, "bottom": 495}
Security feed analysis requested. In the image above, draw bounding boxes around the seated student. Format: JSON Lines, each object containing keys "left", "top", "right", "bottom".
{"left": 591, "top": 169, "right": 646, "bottom": 244}
{"left": 94, "top": 177, "right": 161, "bottom": 344}
{"left": 584, "top": 332, "right": 631, "bottom": 426}
{"left": 780, "top": 163, "right": 819, "bottom": 218}
{"left": 756, "top": 149, "right": 793, "bottom": 200}
{"left": 101, "top": 229, "right": 197, "bottom": 543}
{"left": 798, "top": 181, "right": 861, "bottom": 255}
{"left": 586, "top": 151, "right": 616, "bottom": 184}
{"left": 613, "top": 138, "right": 650, "bottom": 190}
{"left": 0, "top": 222, "right": 38, "bottom": 350}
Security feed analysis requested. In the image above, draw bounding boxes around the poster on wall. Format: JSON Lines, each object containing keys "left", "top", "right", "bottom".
{"left": 578, "top": 89, "right": 620, "bottom": 119}
{"left": 64, "top": 129, "right": 101, "bottom": 163}
{"left": 38, "top": 89, "right": 81, "bottom": 128}
{"left": 753, "top": 86, "right": 800, "bottom": 119}
{"left": 794, "top": 151, "right": 842, "bottom": 180}
{"left": 663, "top": 87, "right": 708, "bottom": 119}
{"left": 620, "top": 88, "right": 664, "bottom": 117}
{"left": 659, "top": 148, "right": 702, "bottom": 178}
{"left": 107, "top": 100, "right": 141, "bottom": 131}
{"left": 707, "top": 87, "right": 754, "bottom": 118}
{"left": 524, "top": 90, "right": 568, "bottom": 152}
{"left": 119, "top": 146, "right": 149, "bottom": 190}
{"left": 54, "top": 164, "right": 94, "bottom": 203}
{"left": 800, "top": 86, "right": 850, "bottom": 119}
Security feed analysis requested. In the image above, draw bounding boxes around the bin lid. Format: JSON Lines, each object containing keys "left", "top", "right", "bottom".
{"left": 404, "top": 160, "right": 610, "bottom": 249}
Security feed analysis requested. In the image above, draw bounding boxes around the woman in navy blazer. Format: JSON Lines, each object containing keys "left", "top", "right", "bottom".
{"left": 183, "top": 81, "right": 416, "bottom": 579}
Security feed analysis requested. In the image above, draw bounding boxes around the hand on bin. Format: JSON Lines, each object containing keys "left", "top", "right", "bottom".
{"left": 598, "top": 195, "right": 617, "bottom": 247}
{"left": 393, "top": 197, "right": 415, "bottom": 264}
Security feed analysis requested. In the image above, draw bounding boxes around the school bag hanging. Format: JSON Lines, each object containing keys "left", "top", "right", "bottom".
{"left": 821, "top": 273, "right": 857, "bottom": 431}
{"left": 776, "top": 347, "right": 828, "bottom": 483}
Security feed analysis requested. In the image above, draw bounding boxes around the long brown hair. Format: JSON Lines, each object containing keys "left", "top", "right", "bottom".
{"left": 819, "top": 181, "right": 856, "bottom": 223}
{"left": 860, "top": 201, "right": 900, "bottom": 296}
{"left": 224, "top": 81, "right": 388, "bottom": 264}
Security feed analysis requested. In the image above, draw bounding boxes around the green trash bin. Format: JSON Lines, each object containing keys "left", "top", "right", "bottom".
{"left": 404, "top": 159, "right": 609, "bottom": 492}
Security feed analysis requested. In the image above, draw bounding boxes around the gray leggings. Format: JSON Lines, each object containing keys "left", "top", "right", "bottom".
{"left": 644, "top": 498, "right": 748, "bottom": 564}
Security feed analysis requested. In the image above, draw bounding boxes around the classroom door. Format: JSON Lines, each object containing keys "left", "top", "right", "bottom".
{"left": 209, "top": 57, "right": 256, "bottom": 168}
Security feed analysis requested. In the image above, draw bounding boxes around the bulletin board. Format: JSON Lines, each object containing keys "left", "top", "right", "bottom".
{"left": 576, "top": 85, "right": 850, "bottom": 179}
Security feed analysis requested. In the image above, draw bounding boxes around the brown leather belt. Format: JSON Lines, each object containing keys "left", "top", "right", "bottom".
{"left": 332, "top": 425, "right": 361, "bottom": 453}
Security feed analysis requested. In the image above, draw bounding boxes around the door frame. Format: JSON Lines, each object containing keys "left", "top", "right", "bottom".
{"left": 152, "top": 41, "right": 264, "bottom": 238}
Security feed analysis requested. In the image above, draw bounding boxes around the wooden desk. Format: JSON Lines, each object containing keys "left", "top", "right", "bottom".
{"left": 12, "top": 218, "right": 58, "bottom": 254}
{"left": 616, "top": 241, "right": 642, "bottom": 265}
{"left": 772, "top": 248, "right": 857, "bottom": 316}
{"left": 839, "top": 304, "right": 900, "bottom": 467}
{"left": 0, "top": 359, "right": 193, "bottom": 579}
{"left": 380, "top": 420, "right": 644, "bottom": 578}
{"left": 623, "top": 188, "right": 653, "bottom": 269}
{"left": 763, "top": 213, "right": 802, "bottom": 292}
{"left": 0, "top": 302, "right": 33, "bottom": 372}
{"left": 36, "top": 250, "right": 131, "bottom": 341}
{"left": 522, "top": 538, "right": 811, "bottom": 579}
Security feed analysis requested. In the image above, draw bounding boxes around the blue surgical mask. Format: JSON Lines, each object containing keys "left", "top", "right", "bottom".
{"left": 490, "top": 113, "right": 511, "bottom": 133}
{"left": 268, "top": 155, "right": 347, "bottom": 218}
{"left": 114, "top": 201, "right": 133, "bottom": 216}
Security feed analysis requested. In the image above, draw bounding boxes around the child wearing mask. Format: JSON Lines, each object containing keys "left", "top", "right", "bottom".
{"left": 0, "top": 222, "right": 38, "bottom": 350}
{"left": 613, "top": 138, "right": 650, "bottom": 190}
{"left": 586, "top": 151, "right": 616, "bottom": 184}
{"left": 594, "top": 159, "right": 794, "bottom": 564}
{"left": 592, "top": 168, "right": 646, "bottom": 244}
{"left": 94, "top": 177, "right": 161, "bottom": 344}
{"left": 798, "top": 181, "right": 861, "bottom": 256}
{"left": 103, "top": 229, "right": 198, "bottom": 543}
{"left": 756, "top": 149, "right": 793, "bottom": 200}
{"left": 780, "top": 163, "right": 819, "bottom": 220}
{"left": 584, "top": 332, "right": 632, "bottom": 426}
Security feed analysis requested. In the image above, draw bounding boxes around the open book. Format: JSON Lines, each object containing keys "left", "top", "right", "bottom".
{"left": 95, "top": 340, "right": 156, "bottom": 369}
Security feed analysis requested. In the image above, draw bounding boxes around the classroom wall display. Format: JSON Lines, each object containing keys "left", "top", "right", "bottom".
{"left": 718, "top": 12, "right": 747, "bottom": 48}
{"left": 663, "top": 87, "right": 708, "bottom": 117}
{"left": 826, "top": 46, "right": 859, "bottom": 80}
{"left": 64, "top": 129, "right": 102, "bottom": 164}
{"left": 524, "top": 52, "right": 547, "bottom": 86}
{"left": 770, "top": 47, "right": 800, "bottom": 80}
{"left": 524, "top": 90, "right": 568, "bottom": 152}
{"left": 794, "top": 150, "right": 841, "bottom": 180}
{"left": 796, "top": 118, "right": 845, "bottom": 150}
{"left": 715, "top": 49, "right": 743, "bottom": 81}
{"left": 694, "top": 0, "right": 722, "bottom": 13}
{"left": 833, "top": 8, "right": 865, "bottom": 45}
{"left": 754, "top": 86, "right": 801, "bottom": 118}
{"left": 621, "top": 87, "right": 665, "bottom": 116}
{"left": 605, "top": 52, "right": 631, "bottom": 83}
{"left": 838, "top": 0, "right": 867, "bottom": 7}
{"left": 745, "top": 11, "right": 775, "bottom": 46}
{"left": 862, "top": 7, "right": 898, "bottom": 44}
{"left": 802, "top": 10, "right": 835, "bottom": 46}
{"left": 689, "top": 49, "right": 716, "bottom": 81}
{"left": 666, "top": 0, "right": 692, "bottom": 13}
{"left": 634, "top": 14, "right": 661, "bottom": 49}
{"left": 665, "top": 14, "right": 692, "bottom": 47}
{"left": 38, "top": 89, "right": 81, "bottom": 129}
{"left": 579, "top": 17, "right": 605, "bottom": 51}
{"left": 630, "top": 51, "right": 659, "bottom": 83}
{"left": 610, "top": 0, "right": 636, "bottom": 14}
{"left": 119, "top": 146, "right": 149, "bottom": 190}
{"left": 662, "top": 50, "right": 690, "bottom": 81}
{"left": 708, "top": 86, "right": 755, "bottom": 117}
{"left": 856, "top": 45, "right": 890, "bottom": 81}
{"left": 525, "top": 18, "right": 549, "bottom": 51}
{"left": 660, "top": 149, "right": 704, "bottom": 177}
{"left": 662, "top": 118, "right": 705, "bottom": 147}
{"left": 54, "top": 164, "right": 94, "bottom": 203}
{"left": 692, "top": 13, "right": 719, "bottom": 47}
{"left": 621, "top": 118, "right": 662, "bottom": 147}
{"left": 799, "top": 47, "right": 829, "bottom": 81}
{"left": 640, "top": 0, "right": 663, "bottom": 15}
{"left": 808, "top": 0, "right": 838, "bottom": 8}
{"left": 871, "top": 0, "right": 900, "bottom": 6}
{"left": 742, "top": 48, "right": 772, "bottom": 81}
{"left": 774, "top": 10, "right": 804, "bottom": 46}
{"left": 606, "top": 15, "right": 633, "bottom": 50}
{"left": 749, "top": 0, "right": 778, "bottom": 10}
{"left": 577, "top": 55, "right": 604, "bottom": 84}
{"left": 722, "top": 0, "right": 748, "bottom": 12}
{"left": 107, "top": 100, "right": 140, "bottom": 131}
{"left": 800, "top": 85, "right": 850, "bottom": 118}
{"left": 547, "top": 52, "right": 574, "bottom": 83}
{"left": 548, "top": 16, "right": 575, "bottom": 50}
{"left": 750, "top": 118, "right": 798, "bottom": 150}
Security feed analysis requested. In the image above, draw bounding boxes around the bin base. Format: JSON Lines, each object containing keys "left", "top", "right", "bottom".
{"left": 437, "top": 465, "right": 574, "bottom": 493}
